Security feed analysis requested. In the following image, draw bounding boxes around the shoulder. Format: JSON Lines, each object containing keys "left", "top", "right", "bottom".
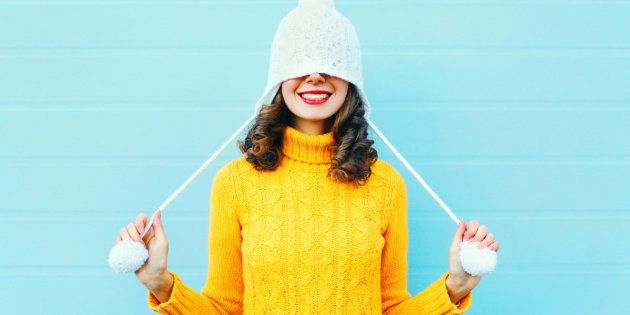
{"left": 371, "top": 158, "right": 406, "bottom": 191}
{"left": 211, "top": 157, "right": 250, "bottom": 206}
{"left": 213, "top": 156, "right": 247, "bottom": 185}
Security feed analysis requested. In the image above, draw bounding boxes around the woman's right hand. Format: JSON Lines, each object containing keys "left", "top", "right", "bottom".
{"left": 115, "top": 211, "right": 173, "bottom": 293}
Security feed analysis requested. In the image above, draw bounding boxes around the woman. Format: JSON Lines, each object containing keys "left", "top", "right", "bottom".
{"left": 115, "top": 74, "right": 500, "bottom": 314}
{"left": 115, "top": 1, "right": 500, "bottom": 313}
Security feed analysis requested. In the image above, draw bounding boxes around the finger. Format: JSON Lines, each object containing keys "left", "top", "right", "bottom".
{"left": 452, "top": 218, "right": 466, "bottom": 245}
{"left": 478, "top": 233, "right": 495, "bottom": 249}
{"left": 489, "top": 241, "right": 500, "bottom": 252}
{"left": 135, "top": 213, "right": 149, "bottom": 238}
{"left": 140, "top": 226, "right": 154, "bottom": 245}
{"left": 465, "top": 220, "right": 479, "bottom": 240}
{"left": 127, "top": 222, "right": 142, "bottom": 242}
{"left": 154, "top": 211, "right": 165, "bottom": 236}
{"left": 135, "top": 213, "right": 148, "bottom": 233}
{"left": 141, "top": 212, "right": 159, "bottom": 242}
{"left": 471, "top": 225, "right": 487, "bottom": 243}
{"left": 115, "top": 235, "right": 122, "bottom": 245}
{"left": 119, "top": 227, "right": 132, "bottom": 241}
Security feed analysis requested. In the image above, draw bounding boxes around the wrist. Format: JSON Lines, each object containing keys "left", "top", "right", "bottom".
{"left": 445, "top": 274, "right": 471, "bottom": 304}
{"left": 146, "top": 271, "right": 173, "bottom": 293}
{"left": 445, "top": 273, "right": 467, "bottom": 290}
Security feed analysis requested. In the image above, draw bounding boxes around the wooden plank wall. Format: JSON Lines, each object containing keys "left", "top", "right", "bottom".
{"left": 1, "top": 1, "right": 628, "bottom": 313}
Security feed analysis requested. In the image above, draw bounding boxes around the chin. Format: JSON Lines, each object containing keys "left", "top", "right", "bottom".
{"left": 297, "top": 109, "right": 334, "bottom": 120}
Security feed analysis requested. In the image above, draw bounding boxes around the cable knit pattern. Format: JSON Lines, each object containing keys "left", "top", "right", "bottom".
{"left": 147, "top": 125, "right": 472, "bottom": 314}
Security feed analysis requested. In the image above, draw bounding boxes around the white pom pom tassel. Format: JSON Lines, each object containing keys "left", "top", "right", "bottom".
{"left": 458, "top": 239, "right": 497, "bottom": 277}
{"left": 108, "top": 212, "right": 157, "bottom": 273}
{"left": 108, "top": 239, "right": 149, "bottom": 273}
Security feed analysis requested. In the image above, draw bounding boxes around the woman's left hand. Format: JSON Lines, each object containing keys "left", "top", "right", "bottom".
{"left": 447, "top": 219, "right": 501, "bottom": 294}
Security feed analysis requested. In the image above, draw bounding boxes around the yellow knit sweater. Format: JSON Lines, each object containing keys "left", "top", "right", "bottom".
{"left": 147, "top": 125, "right": 472, "bottom": 314}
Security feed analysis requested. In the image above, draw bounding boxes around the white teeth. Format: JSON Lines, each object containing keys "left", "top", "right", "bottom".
{"left": 301, "top": 93, "right": 330, "bottom": 100}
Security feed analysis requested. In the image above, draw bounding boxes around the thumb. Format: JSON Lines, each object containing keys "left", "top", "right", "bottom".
{"left": 153, "top": 210, "right": 166, "bottom": 239}
{"left": 452, "top": 218, "right": 466, "bottom": 246}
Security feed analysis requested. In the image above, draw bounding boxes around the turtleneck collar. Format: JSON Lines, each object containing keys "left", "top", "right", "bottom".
{"left": 280, "top": 125, "right": 335, "bottom": 166}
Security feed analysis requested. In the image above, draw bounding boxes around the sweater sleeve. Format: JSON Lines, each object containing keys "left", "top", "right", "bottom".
{"left": 147, "top": 161, "right": 244, "bottom": 314}
{"left": 381, "top": 166, "right": 472, "bottom": 314}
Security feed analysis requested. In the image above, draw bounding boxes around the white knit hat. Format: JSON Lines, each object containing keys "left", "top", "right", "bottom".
{"left": 253, "top": 0, "right": 372, "bottom": 119}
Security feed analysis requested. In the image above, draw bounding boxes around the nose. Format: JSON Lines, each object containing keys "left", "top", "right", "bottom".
{"left": 305, "top": 72, "right": 326, "bottom": 84}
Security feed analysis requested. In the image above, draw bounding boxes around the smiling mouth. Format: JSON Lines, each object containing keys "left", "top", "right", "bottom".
{"left": 298, "top": 92, "right": 332, "bottom": 105}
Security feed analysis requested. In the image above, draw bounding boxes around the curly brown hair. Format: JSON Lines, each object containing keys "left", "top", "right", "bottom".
{"left": 237, "top": 82, "right": 378, "bottom": 186}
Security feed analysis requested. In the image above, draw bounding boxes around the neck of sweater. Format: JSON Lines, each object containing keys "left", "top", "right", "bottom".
{"left": 279, "top": 125, "right": 335, "bottom": 171}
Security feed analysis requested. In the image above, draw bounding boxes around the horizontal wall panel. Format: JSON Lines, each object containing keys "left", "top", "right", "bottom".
{"left": 1, "top": 217, "right": 628, "bottom": 268}
{"left": 2, "top": 272, "right": 625, "bottom": 314}
{"left": 0, "top": 274, "right": 178, "bottom": 314}
{"left": 1, "top": 162, "right": 628, "bottom": 215}
{"left": 0, "top": 2, "right": 628, "bottom": 49}
{"left": 1, "top": 54, "right": 628, "bottom": 102}
{"left": 1, "top": 108, "right": 628, "bottom": 157}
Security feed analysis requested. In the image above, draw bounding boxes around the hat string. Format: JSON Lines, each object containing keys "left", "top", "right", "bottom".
{"left": 139, "top": 114, "right": 460, "bottom": 239}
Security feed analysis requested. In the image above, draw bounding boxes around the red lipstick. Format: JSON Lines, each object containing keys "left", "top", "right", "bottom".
{"left": 298, "top": 90, "right": 332, "bottom": 105}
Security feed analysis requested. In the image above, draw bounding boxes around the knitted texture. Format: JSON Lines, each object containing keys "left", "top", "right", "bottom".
{"left": 253, "top": 0, "right": 372, "bottom": 119}
{"left": 147, "top": 125, "right": 472, "bottom": 314}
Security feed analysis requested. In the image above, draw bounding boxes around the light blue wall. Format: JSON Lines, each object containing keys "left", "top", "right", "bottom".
{"left": 1, "top": 1, "right": 628, "bottom": 314}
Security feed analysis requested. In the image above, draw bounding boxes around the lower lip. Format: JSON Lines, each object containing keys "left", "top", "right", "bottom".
{"left": 299, "top": 94, "right": 331, "bottom": 105}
